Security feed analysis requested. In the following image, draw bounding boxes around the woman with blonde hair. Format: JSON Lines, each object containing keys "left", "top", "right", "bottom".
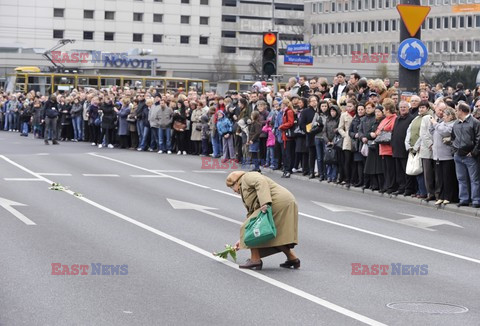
{"left": 227, "top": 171, "right": 300, "bottom": 270}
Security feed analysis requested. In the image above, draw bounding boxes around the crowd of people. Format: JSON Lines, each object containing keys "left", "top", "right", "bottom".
{"left": 1, "top": 74, "right": 480, "bottom": 207}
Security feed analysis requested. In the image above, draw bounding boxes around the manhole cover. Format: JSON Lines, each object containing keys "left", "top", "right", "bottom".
{"left": 387, "top": 302, "right": 468, "bottom": 314}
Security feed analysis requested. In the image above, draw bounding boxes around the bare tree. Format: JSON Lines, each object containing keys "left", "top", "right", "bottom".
{"left": 213, "top": 50, "right": 237, "bottom": 82}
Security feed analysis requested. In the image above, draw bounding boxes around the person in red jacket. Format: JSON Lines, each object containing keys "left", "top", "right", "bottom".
{"left": 373, "top": 99, "right": 397, "bottom": 194}
{"left": 278, "top": 99, "right": 295, "bottom": 178}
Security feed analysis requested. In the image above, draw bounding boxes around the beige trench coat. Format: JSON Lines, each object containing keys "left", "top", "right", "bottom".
{"left": 338, "top": 111, "right": 353, "bottom": 151}
{"left": 190, "top": 108, "right": 203, "bottom": 141}
{"left": 238, "top": 172, "right": 298, "bottom": 249}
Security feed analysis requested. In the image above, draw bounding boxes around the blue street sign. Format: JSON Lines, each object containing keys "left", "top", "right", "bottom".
{"left": 284, "top": 55, "right": 313, "bottom": 66}
{"left": 397, "top": 38, "right": 428, "bottom": 70}
{"left": 286, "top": 43, "right": 311, "bottom": 55}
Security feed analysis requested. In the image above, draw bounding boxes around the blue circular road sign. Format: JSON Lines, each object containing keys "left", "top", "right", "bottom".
{"left": 397, "top": 38, "right": 428, "bottom": 70}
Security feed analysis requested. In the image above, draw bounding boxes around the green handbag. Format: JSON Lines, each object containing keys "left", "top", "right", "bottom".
{"left": 244, "top": 206, "right": 277, "bottom": 247}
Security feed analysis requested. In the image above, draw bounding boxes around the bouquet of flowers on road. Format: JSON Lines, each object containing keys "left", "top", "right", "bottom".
{"left": 213, "top": 244, "right": 237, "bottom": 262}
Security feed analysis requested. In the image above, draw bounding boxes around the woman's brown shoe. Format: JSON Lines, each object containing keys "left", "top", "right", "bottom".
{"left": 280, "top": 258, "right": 300, "bottom": 269}
{"left": 239, "top": 259, "right": 263, "bottom": 270}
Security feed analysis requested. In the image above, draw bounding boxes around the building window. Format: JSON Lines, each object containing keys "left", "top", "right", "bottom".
{"left": 318, "top": 23, "right": 323, "bottom": 34}
{"left": 181, "top": 16, "right": 190, "bottom": 24}
{"left": 371, "top": 21, "right": 376, "bottom": 32}
{"left": 435, "top": 41, "right": 441, "bottom": 53}
{"left": 458, "top": 41, "right": 464, "bottom": 52}
{"left": 312, "top": 3, "right": 317, "bottom": 12}
{"left": 476, "top": 15, "right": 480, "bottom": 27}
{"left": 318, "top": 46, "right": 322, "bottom": 56}
{"left": 53, "top": 30, "right": 64, "bottom": 39}
{"left": 153, "top": 14, "right": 163, "bottom": 23}
{"left": 444, "top": 17, "right": 449, "bottom": 28}
{"left": 200, "top": 17, "right": 209, "bottom": 25}
{"left": 221, "top": 46, "right": 236, "bottom": 53}
{"left": 466, "top": 40, "right": 472, "bottom": 52}
{"left": 83, "top": 31, "right": 94, "bottom": 40}
{"left": 53, "top": 8, "right": 64, "bottom": 18}
{"left": 467, "top": 16, "right": 473, "bottom": 28}
{"left": 428, "top": 18, "right": 433, "bottom": 29}
{"left": 451, "top": 41, "right": 456, "bottom": 52}
{"left": 180, "top": 35, "right": 190, "bottom": 44}
{"left": 200, "top": 36, "right": 209, "bottom": 45}
{"left": 350, "top": 22, "right": 355, "bottom": 33}
{"left": 133, "top": 33, "right": 143, "bottom": 42}
{"left": 436, "top": 17, "right": 441, "bottom": 29}
{"left": 443, "top": 41, "right": 449, "bottom": 52}
{"left": 222, "top": 15, "right": 236, "bottom": 22}
{"left": 312, "top": 24, "right": 316, "bottom": 34}
{"left": 222, "top": 30, "right": 236, "bottom": 38}
{"left": 133, "top": 13, "right": 143, "bottom": 21}
{"left": 200, "top": 0, "right": 209, "bottom": 4}
{"left": 357, "top": 21, "right": 362, "bottom": 32}
{"left": 332, "top": 2, "right": 336, "bottom": 12}
{"left": 474, "top": 40, "right": 479, "bottom": 52}
{"left": 427, "top": 41, "right": 433, "bottom": 52}
{"left": 338, "top": 23, "right": 342, "bottom": 33}
{"left": 392, "top": 19, "right": 397, "bottom": 31}
{"left": 364, "top": 21, "right": 368, "bottom": 32}
{"left": 344, "top": 22, "right": 349, "bottom": 33}
{"left": 181, "top": 0, "right": 190, "bottom": 3}
{"left": 84, "top": 10, "right": 94, "bottom": 19}
{"left": 343, "top": 44, "right": 348, "bottom": 55}
{"left": 386, "top": 0, "right": 390, "bottom": 7}
{"left": 358, "top": 0, "right": 362, "bottom": 10}
{"left": 105, "top": 11, "right": 115, "bottom": 20}
{"left": 331, "top": 23, "right": 335, "bottom": 33}
{"left": 378, "top": 20, "right": 382, "bottom": 31}
{"left": 223, "top": 0, "right": 237, "bottom": 6}
{"left": 385, "top": 20, "right": 389, "bottom": 31}
{"left": 325, "top": 23, "right": 329, "bottom": 34}
{"left": 153, "top": 34, "right": 163, "bottom": 43}
{"left": 459, "top": 16, "right": 465, "bottom": 28}
{"left": 451, "top": 16, "right": 457, "bottom": 28}
{"left": 154, "top": 0, "right": 163, "bottom": 2}
{"left": 345, "top": 2, "right": 349, "bottom": 11}
{"left": 104, "top": 32, "right": 114, "bottom": 41}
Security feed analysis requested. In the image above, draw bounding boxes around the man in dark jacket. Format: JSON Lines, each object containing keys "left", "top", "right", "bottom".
{"left": 451, "top": 102, "right": 480, "bottom": 207}
{"left": 297, "top": 76, "right": 310, "bottom": 98}
{"left": 299, "top": 95, "right": 318, "bottom": 178}
{"left": 452, "top": 83, "right": 467, "bottom": 105}
{"left": 391, "top": 100, "right": 415, "bottom": 195}
{"left": 43, "top": 94, "right": 59, "bottom": 145}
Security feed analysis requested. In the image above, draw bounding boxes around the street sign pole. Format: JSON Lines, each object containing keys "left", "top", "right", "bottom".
{"left": 399, "top": 0, "right": 421, "bottom": 93}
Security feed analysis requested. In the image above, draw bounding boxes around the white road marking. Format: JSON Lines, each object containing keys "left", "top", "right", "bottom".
{"left": 0, "top": 154, "right": 386, "bottom": 326}
{"left": 130, "top": 175, "right": 167, "bottom": 178}
{"left": 192, "top": 170, "right": 227, "bottom": 174}
{"left": 4, "top": 178, "right": 43, "bottom": 181}
{"left": 82, "top": 174, "right": 119, "bottom": 177}
{"left": 0, "top": 197, "right": 36, "bottom": 225}
{"left": 299, "top": 212, "right": 480, "bottom": 265}
{"left": 210, "top": 188, "right": 241, "bottom": 198}
{"left": 35, "top": 153, "right": 50, "bottom": 156}
{"left": 88, "top": 153, "right": 209, "bottom": 189}
{"left": 37, "top": 173, "right": 72, "bottom": 177}
{"left": 153, "top": 170, "right": 185, "bottom": 173}
{"left": 86, "top": 154, "right": 480, "bottom": 265}
{"left": 167, "top": 198, "right": 243, "bottom": 225}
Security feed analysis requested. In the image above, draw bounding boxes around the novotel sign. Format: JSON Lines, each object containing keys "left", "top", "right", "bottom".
{"left": 51, "top": 51, "right": 157, "bottom": 69}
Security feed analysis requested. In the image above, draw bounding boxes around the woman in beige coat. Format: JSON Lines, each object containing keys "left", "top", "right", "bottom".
{"left": 227, "top": 171, "right": 300, "bottom": 270}
{"left": 337, "top": 99, "right": 355, "bottom": 187}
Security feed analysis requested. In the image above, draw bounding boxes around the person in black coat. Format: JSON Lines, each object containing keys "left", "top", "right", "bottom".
{"left": 349, "top": 103, "right": 366, "bottom": 187}
{"left": 43, "top": 94, "right": 60, "bottom": 145}
{"left": 362, "top": 103, "right": 384, "bottom": 191}
{"left": 300, "top": 95, "right": 318, "bottom": 178}
{"left": 99, "top": 97, "right": 117, "bottom": 148}
{"left": 391, "top": 100, "right": 416, "bottom": 196}
{"left": 293, "top": 98, "right": 308, "bottom": 174}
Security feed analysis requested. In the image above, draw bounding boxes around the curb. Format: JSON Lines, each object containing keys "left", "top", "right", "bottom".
{"left": 262, "top": 168, "right": 480, "bottom": 218}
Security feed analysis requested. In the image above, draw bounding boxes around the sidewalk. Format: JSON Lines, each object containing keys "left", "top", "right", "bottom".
{"left": 264, "top": 168, "right": 480, "bottom": 218}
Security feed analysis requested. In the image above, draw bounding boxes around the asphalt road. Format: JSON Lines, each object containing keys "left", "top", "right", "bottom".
{"left": 0, "top": 132, "right": 479, "bottom": 326}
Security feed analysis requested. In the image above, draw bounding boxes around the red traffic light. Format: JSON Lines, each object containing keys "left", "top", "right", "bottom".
{"left": 263, "top": 33, "right": 277, "bottom": 46}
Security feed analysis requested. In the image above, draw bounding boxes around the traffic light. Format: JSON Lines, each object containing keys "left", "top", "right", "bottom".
{"left": 262, "top": 32, "right": 278, "bottom": 78}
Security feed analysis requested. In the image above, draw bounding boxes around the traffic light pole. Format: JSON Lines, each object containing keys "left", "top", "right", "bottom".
{"left": 399, "top": 0, "right": 421, "bottom": 93}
